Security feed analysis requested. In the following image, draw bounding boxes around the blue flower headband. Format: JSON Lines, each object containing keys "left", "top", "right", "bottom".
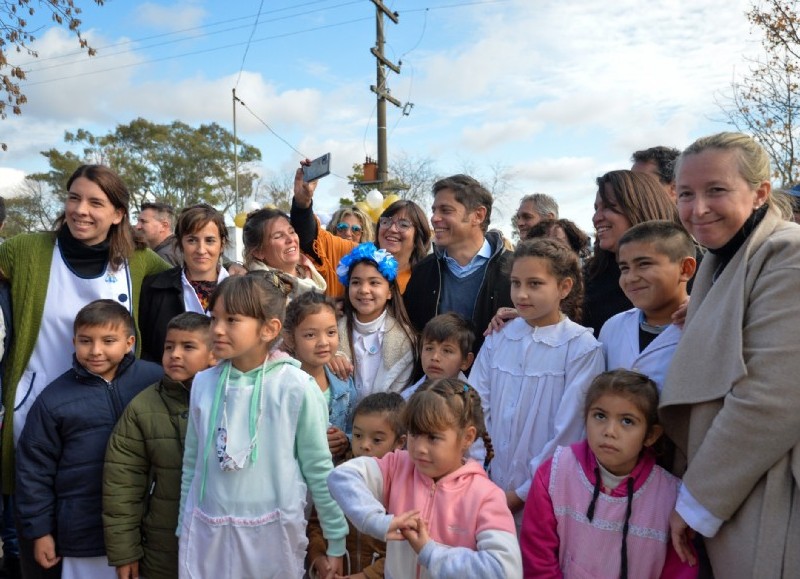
{"left": 336, "top": 242, "right": 399, "bottom": 286}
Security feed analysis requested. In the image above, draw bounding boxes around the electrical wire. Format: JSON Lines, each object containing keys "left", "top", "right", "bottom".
{"left": 23, "top": 15, "right": 373, "bottom": 87}
{"left": 235, "top": 0, "right": 266, "bottom": 88}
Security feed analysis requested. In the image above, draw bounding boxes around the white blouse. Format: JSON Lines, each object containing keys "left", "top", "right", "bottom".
{"left": 470, "top": 316, "right": 605, "bottom": 501}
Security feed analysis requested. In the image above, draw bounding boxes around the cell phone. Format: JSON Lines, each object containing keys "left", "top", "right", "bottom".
{"left": 302, "top": 153, "right": 331, "bottom": 182}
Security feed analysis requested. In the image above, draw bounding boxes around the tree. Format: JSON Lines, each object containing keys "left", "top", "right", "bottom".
{"left": 4, "top": 178, "right": 63, "bottom": 235}
{"left": 253, "top": 171, "right": 293, "bottom": 212}
{"left": 45, "top": 118, "right": 262, "bottom": 213}
{"left": 717, "top": 1, "right": 800, "bottom": 186}
{"left": 1, "top": 0, "right": 104, "bottom": 150}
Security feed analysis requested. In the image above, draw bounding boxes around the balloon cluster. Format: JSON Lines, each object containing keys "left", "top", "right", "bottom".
{"left": 355, "top": 189, "right": 401, "bottom": 223}
{"left": 233, "top": 201, "right": 277, "bottom": 229}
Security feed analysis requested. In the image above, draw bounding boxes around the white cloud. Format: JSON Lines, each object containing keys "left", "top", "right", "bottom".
{"left": 0, "top": 169, "right": 26, "bottom": 197}
{"left": 135, "top": 2, "right": 207, "bottom": 32}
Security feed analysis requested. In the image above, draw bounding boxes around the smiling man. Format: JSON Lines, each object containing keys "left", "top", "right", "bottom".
{"left": 403, "top": 175, "right": 513, "bottom": 354}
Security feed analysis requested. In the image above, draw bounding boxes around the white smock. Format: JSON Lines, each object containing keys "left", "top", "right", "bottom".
{"left": 13, "top": 242, "right": 131, "bottom": 444}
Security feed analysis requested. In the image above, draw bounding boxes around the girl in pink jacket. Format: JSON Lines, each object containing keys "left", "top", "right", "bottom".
{"left": 520, "top": 370, "right": 696, "bottom": 579}
{"left": 327, "top": 378, "right": 521, "bottom": 579}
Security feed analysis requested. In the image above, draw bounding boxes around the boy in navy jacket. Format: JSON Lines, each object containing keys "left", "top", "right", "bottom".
{"left": 15, "top": 299, "right": 163, "bottom": 578}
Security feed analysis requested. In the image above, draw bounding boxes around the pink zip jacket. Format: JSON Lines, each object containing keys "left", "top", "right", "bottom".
{"left": 520, "top": 441, "right": 697, "bottom": 579}
{"left": 328, "top": 450, "right": 521, "bottom": 579}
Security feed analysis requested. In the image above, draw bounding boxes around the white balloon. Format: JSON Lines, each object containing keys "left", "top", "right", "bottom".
{"left": 366, "top": 189, "right": 384, "bottom": 209}
{"left": 247, "top": 200, "right": 261, "bottom": 212}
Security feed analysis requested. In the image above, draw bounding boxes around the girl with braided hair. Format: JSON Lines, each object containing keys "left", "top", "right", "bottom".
{"left": 327, "top": 378, "right": 522, "bottom": 578}
{"left": 520, "top": 370, "right": 696, "bottom": 578}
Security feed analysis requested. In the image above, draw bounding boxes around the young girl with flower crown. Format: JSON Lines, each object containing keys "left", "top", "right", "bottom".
{"left": 328, "top": 378, "right": 522, "bottom": 579}
{"left": 177, "top": 274, "right": 347, "bottom": 578}
{"left": 336, "top": 242, "right": 417, "bottom": 401}
{"left": 471, "top": 238, "right": 605, "bottom": 519}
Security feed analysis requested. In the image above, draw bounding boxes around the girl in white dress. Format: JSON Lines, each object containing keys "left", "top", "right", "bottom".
{"left": 177, "top": 274, "right": 347, "bottom": 578}
{"left": 471, "top": 238, "right": 605, "bottom": 519}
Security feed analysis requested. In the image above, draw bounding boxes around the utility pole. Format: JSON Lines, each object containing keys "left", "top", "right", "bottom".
{"left": 370, "top": 0, "right": 401, "bottom": 189}
{"left": 232, "top": 88, "right": 240, "bottom": 213}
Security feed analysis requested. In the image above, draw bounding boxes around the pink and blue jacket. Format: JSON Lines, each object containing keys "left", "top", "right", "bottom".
{"left": 328, "top": 449, "right": 522, "bottom": 579}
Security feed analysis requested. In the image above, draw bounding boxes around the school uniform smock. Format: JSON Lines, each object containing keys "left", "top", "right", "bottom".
{"left": 470, "top": 316, "right": 604, "bottom": 501}
{"left": 328, "top": 450, "right": 522, "bottom": 579}
{"left": 520, "top": 441, "right": 695, "bottom": 579}
{"left": 599, "top": 308, "right": 681, "bottom": 393}
{"left": 177, "top": 354, "right": 347, "bottom": 578}
{"left": 338, "top": 313, "right": 414, "bottom": 402}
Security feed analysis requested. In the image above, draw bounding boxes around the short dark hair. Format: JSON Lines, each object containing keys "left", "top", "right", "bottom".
{"left": 421, "top": 313, "right": 476, "bottom": 358}
{"left": 74, "top": 299, "right": 134, "bottom": 337}
{"left": 631, "top": 146, "right": 681, "bottom": 185}
{"left": 175, "top": 203, "right": 229, "bottom": 252}
{"left": 167, "top": 311, "right": 212, "bottom": 336}
{"left": 353, "top": 392, "right": 406, "bottom": 438}
{"left": 140, "top": 201, "right": 176, "bottom": 226}
{"left": 584, "top": 369, "right": 660, "bottom": 434}
{"left": 433, "top": 174, "right": 493, "bottom": 232}
{"left": 617, "top": 220, "right": 695, "bottom": 263}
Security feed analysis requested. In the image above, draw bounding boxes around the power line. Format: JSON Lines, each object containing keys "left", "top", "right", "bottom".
{"left": 15, "top": 0, "right": 358, "bottom": 67}
{"left": 235, "top": 0, "right": 266, "bottom": 88}
{"left": 23, "top": 16, "right": 373, "bottom": 87}
{"left": 21, "top": 1, "right": 364, "bottom": 74}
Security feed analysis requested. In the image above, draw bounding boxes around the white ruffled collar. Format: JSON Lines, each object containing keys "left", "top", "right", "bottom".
{"left": 502, "top": 315, "right": 591, "bottom": 347}
{"left": 353, "top": 309, "right": 388, "bottom": 335}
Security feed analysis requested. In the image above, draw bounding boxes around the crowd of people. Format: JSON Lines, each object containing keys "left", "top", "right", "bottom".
{"left": 0, "top": 131, "right": 797, "bottom": 579}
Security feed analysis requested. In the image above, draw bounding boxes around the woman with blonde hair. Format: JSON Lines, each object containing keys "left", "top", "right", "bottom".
{"left": 326, "top": 206, "right": 375, "bottom": 244}
{"left": 662, "top": 132, "right": 800, "bottom": 577}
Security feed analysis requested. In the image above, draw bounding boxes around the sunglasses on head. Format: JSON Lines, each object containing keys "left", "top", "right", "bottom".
{"left": 336, "top": 222, "right": 363, "bottom": 233}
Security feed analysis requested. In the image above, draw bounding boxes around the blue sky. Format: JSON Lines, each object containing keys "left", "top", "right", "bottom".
{"left": 0, "top": 0, "right": 762, "bottom": 234}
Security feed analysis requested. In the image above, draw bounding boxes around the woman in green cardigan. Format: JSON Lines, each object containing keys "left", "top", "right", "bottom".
{"left": 0, "top": 165, "right": 169, "bottom": 578}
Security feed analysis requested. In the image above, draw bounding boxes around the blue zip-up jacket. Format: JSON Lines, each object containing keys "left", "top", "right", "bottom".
{"left": 15, "top": 353, "right": 163, "bottom": 557}
{"left": 324, "top": 366, "right": 358, "bottom": 436}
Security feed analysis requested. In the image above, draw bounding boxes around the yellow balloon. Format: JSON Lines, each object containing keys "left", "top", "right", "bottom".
{"left": 368, "top": 206, "right": 383, "bottom": 223}
{"left": 263, "top": 203, "right": 276, "bottom": 210}
{"left": 234, "top": 212, "right": 248, "bottom": 228}
{"left": 382, "top": 194, "right": 401, "bottom": 209}
{"left": 355, "top": 201, "right": 372, "bottom": 216}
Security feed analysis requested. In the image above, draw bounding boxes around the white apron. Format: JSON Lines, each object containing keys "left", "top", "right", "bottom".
{"left": 13, "top": 243, "right": 131, "bottom": 444}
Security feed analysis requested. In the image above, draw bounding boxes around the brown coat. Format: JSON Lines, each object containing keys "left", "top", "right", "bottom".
{"left": 307, "top": 506, "right": 386, "bottom": 578}
{"left": 660, "top": 207, "right": 800, "bottom": 578}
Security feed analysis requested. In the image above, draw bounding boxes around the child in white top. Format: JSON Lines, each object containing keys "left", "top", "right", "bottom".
{"left": 177, "top": 274, "right": 347, "bottom": 578}
{"left": 471, "top": 238, "right": 605, "bottom": 516}
{"left": 599, "top": 221, "right": 697, "bottom": 393}
{"left": 336, "top": 243, "right": 417, "bottom": 401}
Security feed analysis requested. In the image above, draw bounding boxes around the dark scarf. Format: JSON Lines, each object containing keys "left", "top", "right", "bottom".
{"left": 57, "top": 224, "right": 111, "bottom": 278}
{"left": 708, "top": 204, "right": 768, "bottom": 281}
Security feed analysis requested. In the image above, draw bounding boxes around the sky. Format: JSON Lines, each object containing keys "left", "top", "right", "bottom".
{"left": 0, "top": 0, "right": 764, "bottom": 235}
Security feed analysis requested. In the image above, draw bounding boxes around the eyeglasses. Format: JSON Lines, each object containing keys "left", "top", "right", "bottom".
{"left": 379, "top": 216, "right": 413, "bottom": 232}
{"left": 336, "top": 223, "right": 363, "bottom": 234}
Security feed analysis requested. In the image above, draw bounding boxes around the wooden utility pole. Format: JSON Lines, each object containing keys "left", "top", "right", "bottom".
{"left": 370, "top": 0, "right": 401, "bottom": 188}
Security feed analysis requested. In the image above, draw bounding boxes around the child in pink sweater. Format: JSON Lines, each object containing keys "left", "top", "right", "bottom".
{"left": 520, "top": 369, "right": 696, "bottom": 579}
{"left": 328, "top": 378, "right": 521, "bottom": 579}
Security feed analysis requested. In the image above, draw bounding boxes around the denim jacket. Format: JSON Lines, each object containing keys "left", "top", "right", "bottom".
{"left": 325, "top": 366, "right": 357, "bottom": 435}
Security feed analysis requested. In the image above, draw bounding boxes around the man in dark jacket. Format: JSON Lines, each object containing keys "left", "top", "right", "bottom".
{"left": 404, "top": 175, "right": 513, "bottom": 355}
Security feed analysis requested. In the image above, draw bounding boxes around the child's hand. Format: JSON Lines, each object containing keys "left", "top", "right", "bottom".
{"left": 325, "top": 555, "right": 343, "bottom": 579}
{"left": 327, "top": 354, "right": 354, "bottom": 381}
{"left": 311, "top": 555, "right": 331, "bottom": 579}
{"left": 669, "top": 509, "right": 697, "bottom": 566}
{"left": 484, "top": 307, "right": 518, "bottom": 336}
{"left": 327, "top": 426, "right": 349, "bottom": 457}
{"left": 505, "top": 490, "right": 525, "bottom": 513}
{"left": 385, "top": 509, "right": 421, "bottom": 541}
{"left": 116, "top": 562, "right": 140, "bottom": 578}
{"left": 33, "top": 534, "right": 61, "bottom": 569}
{"left": 401, "top": 516, "right": 431, "bottom": 554}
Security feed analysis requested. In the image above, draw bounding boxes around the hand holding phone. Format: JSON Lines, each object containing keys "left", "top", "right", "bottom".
{"left": 302, "top": 153, "right": 332, "bottom": 182}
